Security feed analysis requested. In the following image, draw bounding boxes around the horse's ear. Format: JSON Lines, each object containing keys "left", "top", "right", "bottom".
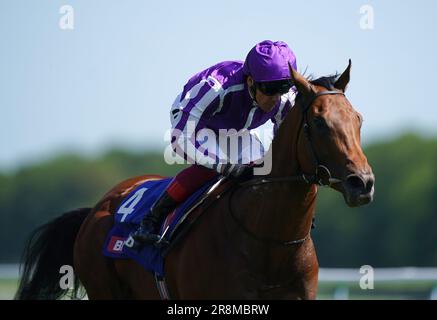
{"left": 288, "top": 62, "right": 313, "bottom": 95}
{"left": 334, "top": 59, "right": 352, "bottom": 92}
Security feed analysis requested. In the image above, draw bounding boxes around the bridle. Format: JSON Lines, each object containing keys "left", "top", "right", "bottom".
{"left": 228, "top": 89, "right": 346, "bottom": 247}
{"left": 299, "top": 90, "right": 346, "bottom": 186}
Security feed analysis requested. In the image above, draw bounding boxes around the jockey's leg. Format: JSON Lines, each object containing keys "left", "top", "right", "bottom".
{"left": 166, "top": 164, "right": 218, "bottom": 202}
{"left": 132, "top": 165, "right": 218, "bottom": 245}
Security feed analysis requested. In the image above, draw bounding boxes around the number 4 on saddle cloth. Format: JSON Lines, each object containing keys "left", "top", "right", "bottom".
{"left": 102, "top": 176, "right": 227, "bottom": 277}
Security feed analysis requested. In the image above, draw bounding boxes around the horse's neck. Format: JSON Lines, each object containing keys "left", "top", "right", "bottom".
{"left": 253, "top": 102, "right": 316, "bottom": 239}
{"left": 228, "top": 104, "right": 317, "bottom": 286}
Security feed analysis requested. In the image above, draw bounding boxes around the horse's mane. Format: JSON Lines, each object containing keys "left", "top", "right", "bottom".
{"left": 305, "top": 73, "right": 340, "bottom": 90}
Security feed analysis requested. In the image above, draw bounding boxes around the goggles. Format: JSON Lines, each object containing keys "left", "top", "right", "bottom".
{"left": 255, "top": 79, "right": 293, "bottom": 96}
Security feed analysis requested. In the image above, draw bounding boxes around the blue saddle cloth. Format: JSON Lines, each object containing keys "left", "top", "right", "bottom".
{"left": 102, "top": 176, "right": 219, "bottom": 277}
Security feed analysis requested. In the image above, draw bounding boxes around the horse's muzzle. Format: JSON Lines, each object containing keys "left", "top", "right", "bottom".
{"left": 343, "top": 173, "right": 375, "bottom": 207}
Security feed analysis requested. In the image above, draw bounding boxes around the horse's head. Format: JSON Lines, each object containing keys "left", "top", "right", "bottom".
{"left": 289, "top": 61, "right": 375, "bottom": 207}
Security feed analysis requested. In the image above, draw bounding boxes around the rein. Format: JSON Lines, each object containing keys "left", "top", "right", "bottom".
{"left": 228, "top": 90, "right": 345, "bottom": 247}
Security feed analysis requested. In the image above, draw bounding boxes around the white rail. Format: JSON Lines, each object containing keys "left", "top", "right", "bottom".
{"left": 2, "top": 265, "right": 437, "bottom": 299}
{"left": 318, "top": 267, "right": 437, "bottom": 300}
{"left": 319, "top": 267, "right": 437, "bottom": 282}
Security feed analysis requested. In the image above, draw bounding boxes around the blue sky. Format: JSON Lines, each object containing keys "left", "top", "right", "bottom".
{"left": 1, "top": 0, "right": 436, "bottom": 171}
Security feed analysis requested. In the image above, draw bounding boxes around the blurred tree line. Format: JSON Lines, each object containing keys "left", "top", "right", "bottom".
{"left": 0, "top": 133, "right": 436, "bottom": 267}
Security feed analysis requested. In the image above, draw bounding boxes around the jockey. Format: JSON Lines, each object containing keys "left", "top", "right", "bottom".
{"left": 132, "top": 40, "right": 298, "bottom": 245}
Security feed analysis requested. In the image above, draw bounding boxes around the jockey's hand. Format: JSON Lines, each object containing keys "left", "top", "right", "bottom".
{"left": 218, "top": 164, "right": 253, "bottom": 179}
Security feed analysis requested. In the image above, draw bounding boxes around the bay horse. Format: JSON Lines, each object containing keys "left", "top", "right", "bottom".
{"left": 15, "top": 61, "right": 374, "bottom": 299}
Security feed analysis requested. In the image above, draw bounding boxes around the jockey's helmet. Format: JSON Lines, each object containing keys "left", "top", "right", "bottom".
{"left": 243, "top": 40, "right": 297, "bottom": 82}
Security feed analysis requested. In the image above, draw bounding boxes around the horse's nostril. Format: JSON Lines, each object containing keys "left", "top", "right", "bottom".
{"left": 346, "top": 175, "right": 365, "bottom": 190}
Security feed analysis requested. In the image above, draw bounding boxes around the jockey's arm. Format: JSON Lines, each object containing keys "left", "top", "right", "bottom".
{"left": 170, "top": 77, "right": 222, "bottom": 170}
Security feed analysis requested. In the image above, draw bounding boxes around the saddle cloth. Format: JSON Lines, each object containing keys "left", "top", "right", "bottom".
{"left": 102, "top": 176, "right": 221, "bottom": 277}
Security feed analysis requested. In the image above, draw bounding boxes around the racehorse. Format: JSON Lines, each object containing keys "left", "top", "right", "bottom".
{"left": 15, "top": 61, "right": 374, "bottom": 299}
